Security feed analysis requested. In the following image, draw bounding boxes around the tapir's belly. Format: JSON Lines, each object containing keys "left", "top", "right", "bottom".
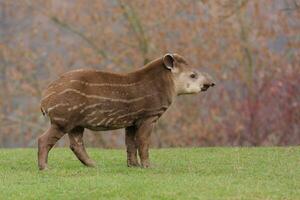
{"left": 84, "top": 124, "right": 129, "bottom": 131}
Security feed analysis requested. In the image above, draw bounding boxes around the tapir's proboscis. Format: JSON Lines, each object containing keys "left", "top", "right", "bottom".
{"left": 38, "top": 53, "right": 215, "bottom": 170}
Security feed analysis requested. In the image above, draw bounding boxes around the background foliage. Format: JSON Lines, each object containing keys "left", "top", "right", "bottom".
{"left": 0, "top": 0, "right": 299, "bottom": 147}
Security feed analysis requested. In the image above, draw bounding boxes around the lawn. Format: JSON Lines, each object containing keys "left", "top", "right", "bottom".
{"left": 0, "top": 147, "right": 299, "bottom": 200}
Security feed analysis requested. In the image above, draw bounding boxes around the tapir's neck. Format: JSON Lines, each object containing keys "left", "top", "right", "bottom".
{"left": 128, "top": 58, "right": 176, "bottom": 105}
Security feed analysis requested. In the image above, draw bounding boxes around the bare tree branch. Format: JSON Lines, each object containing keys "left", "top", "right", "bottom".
{"left": 219, "top": 0, "right": 249, "bottom": 21}
{"left": 117, "top": 0, "right": 150, "bottom": 64}
{"left": 280, "top": 0, "right": 300, "bottom": 11}
{"left": 50, "top": 17, "right": 107, "bottom": 59}
{"left": 23, "top": 0, "right": 108, "bottom": 60}
{"left": 1, "top": 115, "right": 45, "bottom": 132}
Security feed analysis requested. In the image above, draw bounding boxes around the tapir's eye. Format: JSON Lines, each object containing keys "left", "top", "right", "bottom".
{"left": 190, "top": 73, "right": 197, "bottom": 79}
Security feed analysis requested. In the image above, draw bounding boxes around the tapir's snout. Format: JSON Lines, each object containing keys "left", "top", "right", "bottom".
{"left": 205, "top": 82, "right": 215, "bottom": 87}
{"left": 200, "top": 83, "right": 215, "bottom": 91}
{"left": 200, "top": 73, "right": 215, "bottom": 92}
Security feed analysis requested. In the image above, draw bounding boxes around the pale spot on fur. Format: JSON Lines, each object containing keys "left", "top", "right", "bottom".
{"left": 41, "top": 92, "right": 56, "bottom": 101}
{"left": 67, "top": 103, "right": 86, "bottom": 111}
{"left": 70, "top": 79, "right": 139, "bottom": 87}
{"left": 80, "top": 103, "right": 104, "bottom": 113}
{"left": 59, "top": 88, "right": 157, "bottom": 104}
{"left": 47, "top": 103, "right": 70, "bottom": 113}
{"left": 86, "top": 111, "right": 97, "bottom": 117}
{"left": 96, "top": 118, "right": 107, "bottom": 126}
{"left": 52, "top": 117, "right": 67, "bottom": 122}
{"left": 107, "top": 109, "right": 124, "bottom": 117}
{"left": 88, "top": 117, "right": 98, "bottom": 124}
{"left": 116, "top": 107, "right": 168, "bottom": 120}
{"left": 105, "top": 118, "right": 114, "bottom": 126}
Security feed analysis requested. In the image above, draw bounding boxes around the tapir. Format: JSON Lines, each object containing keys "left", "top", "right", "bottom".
{"left": 38, "top": 53, "right": 215, "bottom": 170}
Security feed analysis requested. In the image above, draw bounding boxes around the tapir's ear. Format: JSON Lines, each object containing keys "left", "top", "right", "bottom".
{"left": 163, "top": 53, "right": 175, "bottom": 70}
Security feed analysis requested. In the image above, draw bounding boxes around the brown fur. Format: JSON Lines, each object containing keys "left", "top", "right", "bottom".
{"left": 38, "top": 54, "right": 214, "bottom": 170}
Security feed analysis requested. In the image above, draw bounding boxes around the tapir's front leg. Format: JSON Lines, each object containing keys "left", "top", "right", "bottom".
{"left": 136, "top": 119, "right": 154, "bottom": 168}
{"left": 125, "top": 126, "right": 139, "bottom": 167}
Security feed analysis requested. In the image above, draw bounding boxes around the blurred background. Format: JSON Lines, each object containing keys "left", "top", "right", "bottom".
{"left": 0, "top": 0, "right": 299, "bottom": 148}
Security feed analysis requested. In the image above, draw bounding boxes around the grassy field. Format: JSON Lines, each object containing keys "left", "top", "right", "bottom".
{"left": 0, "top": 147, "right": 299, "bottom": 200}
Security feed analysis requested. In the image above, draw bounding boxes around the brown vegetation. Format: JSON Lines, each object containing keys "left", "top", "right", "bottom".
{"left": 0, "top": 0, "right": 299, "bottom": 147}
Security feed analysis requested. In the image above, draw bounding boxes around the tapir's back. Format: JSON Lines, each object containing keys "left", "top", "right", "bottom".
{"left": 41, "top": 69, "right": 129, "bottom": 112}
{"left": 41, "top": 66, "right": 173, "bottom": 132}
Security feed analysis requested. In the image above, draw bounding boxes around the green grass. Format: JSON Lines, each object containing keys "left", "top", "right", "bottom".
{"left": 0, "top": 147, "right": 299, "bottom": 200}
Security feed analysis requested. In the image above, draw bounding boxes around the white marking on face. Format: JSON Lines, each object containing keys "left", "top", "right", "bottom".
{"left": 173, "top": 71, "right": 209, "bottom": 95}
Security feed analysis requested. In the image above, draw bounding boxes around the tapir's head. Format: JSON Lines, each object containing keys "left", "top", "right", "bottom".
{"left": 162, "top": 53, "right": 215, "bottom": 95}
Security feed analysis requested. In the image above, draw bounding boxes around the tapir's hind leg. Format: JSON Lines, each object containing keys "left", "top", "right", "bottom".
{"left": 136, "top": 119, "right": 154, "bottom": 168}
{"left": 38, "top": 124, "right": 65, "bottom": 170}
{"left": 68, "top": 127, "right": 96, "bottom": 167}
{"left": 125, "top": 126, "right": 140, "bottom": 167}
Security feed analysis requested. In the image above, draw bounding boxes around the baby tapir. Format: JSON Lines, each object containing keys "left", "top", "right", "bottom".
{"left": 38, "top": 53, "right": 215, "bottom": 170}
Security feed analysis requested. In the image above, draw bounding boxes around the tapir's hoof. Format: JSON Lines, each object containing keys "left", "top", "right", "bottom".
{"left": 85, "top": 160, "right": 96, "bottom": 167}
{"left": 127, "top": 162, "right": 140, "bottom": 168}
{"left": 39, "top": 164, "right": 48, "bottom": 171}
{"left": 141, "top": 162, "right": 150, "bottom": 168}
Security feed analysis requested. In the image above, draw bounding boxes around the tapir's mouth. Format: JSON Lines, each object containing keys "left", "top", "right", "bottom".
{"left": 201, "top": 86, "right": 209, "bottom": 91}
{"left": 201, "top": 83, "right": 215, "bottom": 92}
